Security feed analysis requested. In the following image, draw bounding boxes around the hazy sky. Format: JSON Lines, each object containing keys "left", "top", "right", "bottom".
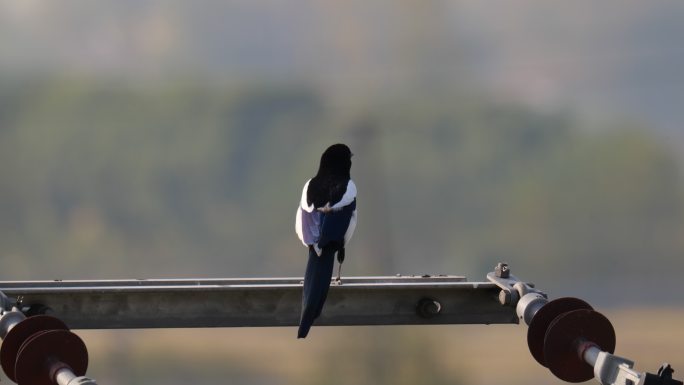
{"left": 1, "top": 1, "right": 682, "bottom": 137}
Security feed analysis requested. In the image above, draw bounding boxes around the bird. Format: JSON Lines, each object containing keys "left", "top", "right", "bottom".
{"left": 295, "top": 143, "right": 357, "bottom": 339}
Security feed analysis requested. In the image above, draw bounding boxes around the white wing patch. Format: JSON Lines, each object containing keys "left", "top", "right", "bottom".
{"left": 344, "top": 209, "right": 357, "bottom": 245}
{"left": 299, "top": 179, "right": 314, "bottom": 212}
{"left": 330, "top": 180, "right": 356, "bottom": 211}
{"left": 296, "top": 179, "right": 321, "bottom": 247}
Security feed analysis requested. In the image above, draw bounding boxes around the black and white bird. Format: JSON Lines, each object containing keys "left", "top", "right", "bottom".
{"left": 295, "top": 143, "right": 357, "bottom": 339}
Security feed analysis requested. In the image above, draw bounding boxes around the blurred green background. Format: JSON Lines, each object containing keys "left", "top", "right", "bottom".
{"left": 0, "top": 1, "right": 682, "bottom": 384}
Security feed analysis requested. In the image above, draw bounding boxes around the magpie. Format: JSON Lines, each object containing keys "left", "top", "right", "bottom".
{"left": 295, "top": 143, "right": 357, "bottom": 339}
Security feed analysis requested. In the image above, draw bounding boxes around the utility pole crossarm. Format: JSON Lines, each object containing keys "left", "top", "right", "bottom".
{"left": 0, "top": 276, "right": 518, "bottom": 329}
{"left": 0, "top": 265, "right": 681, "bottom": 385}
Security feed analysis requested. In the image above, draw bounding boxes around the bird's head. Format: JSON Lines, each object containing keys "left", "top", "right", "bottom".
{"left": 318, "top": 143, "right": 352, "bottom": 177}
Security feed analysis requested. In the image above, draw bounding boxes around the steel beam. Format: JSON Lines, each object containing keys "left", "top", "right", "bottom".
{"left": 0, "top": 276, "right": 518, "bottom": 329}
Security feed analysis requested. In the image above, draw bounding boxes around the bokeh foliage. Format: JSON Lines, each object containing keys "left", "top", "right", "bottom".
{"left": 0, "top": 77, "right": 682, "bottom": 304}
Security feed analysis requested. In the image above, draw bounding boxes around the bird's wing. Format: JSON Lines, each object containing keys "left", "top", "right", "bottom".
{"left": 295, "top": 207, "right": 322, "bottom": 246}
{"left": 300, "top": 179, "right": 315, "bottom": 212}
{"left": 317, "top": 198, "right": 356, "bottom": 248}
{"left": 344, "top": 209, "right": 357, "bottom": 245}
{"left": 296, "top": 179, "right": 321, "bottom": 246}
{"left": 296, "top": 179, "right": 355, "bottom": 247}
{"left": 341, "top": 180, "right": 357, "bottom": 244}
{"left": 329, "top": 180, "right": 356, "bottom": 210}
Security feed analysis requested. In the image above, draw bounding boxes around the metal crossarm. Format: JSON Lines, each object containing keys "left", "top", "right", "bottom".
{"left": 0, "top": 275, "right": 518, "bottom": 329}
{"left": 0, "top": 265, "right": 681, "bottom": 385}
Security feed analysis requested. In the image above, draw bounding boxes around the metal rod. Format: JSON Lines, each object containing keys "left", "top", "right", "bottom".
{"left": 54, "top": 367, "right": 77, "bottom": 385}
{"left": 579, "top": 341, "right": 601, "bottom": 367}
{"left": 53, "top": 367, "right": 98, "bottom": 385}
{"left": 0, "top": 276, "right": 518, "bottom": 329}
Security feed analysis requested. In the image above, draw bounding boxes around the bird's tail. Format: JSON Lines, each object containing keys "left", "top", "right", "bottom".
{"left": 298, "top": 246, "right": 335, "bottom": 339}
{"left": 297, "top": 322, "right": 312, "bottom": 339}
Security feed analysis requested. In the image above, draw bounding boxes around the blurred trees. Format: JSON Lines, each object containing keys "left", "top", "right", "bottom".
{"left": 0, "top": 77, "right": 682, "bottom": 303}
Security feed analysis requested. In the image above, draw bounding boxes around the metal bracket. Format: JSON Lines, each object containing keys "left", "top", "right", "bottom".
{"left": 486, "top": 262, "right": 546, "bottom": 307}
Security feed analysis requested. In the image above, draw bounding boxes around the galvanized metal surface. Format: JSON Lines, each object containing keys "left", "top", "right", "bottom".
{"left": 0, "top": 276, "right": 518, "bottom": 329}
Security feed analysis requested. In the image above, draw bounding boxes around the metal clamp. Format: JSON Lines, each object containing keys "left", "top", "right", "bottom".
{"left": 486, "top": 263, "right": 548, "bottom": 326}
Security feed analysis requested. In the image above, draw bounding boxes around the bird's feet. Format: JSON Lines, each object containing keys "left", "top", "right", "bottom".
{"left": 331, "top": 277, "right": 343, "bottom": 286}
